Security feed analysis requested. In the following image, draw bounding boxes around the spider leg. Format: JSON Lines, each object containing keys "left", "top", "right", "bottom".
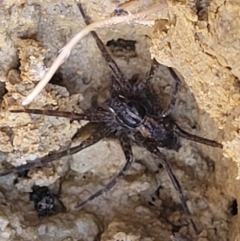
{"left": 0, "top": 124, "right": 111, "bottom": 176}
{"left": 75, "top": 133, "right": 133, "bottom": 209}
{"left": 10, "top": 109, "right": 112, "bottom": 122}
{"left": 134, "top": 134, "right": 199, "bottom": 234}
{"left": 174, "top": 124, "right": 223, "bottom": 148}
{"left": 161, "top": 67, "right": 181, "bottom": 117}
{"left": 133, "top": 58, "right": 159, "bottom": 94}
{"left": 146, "top": 58, "right": 160, "bottom": 81}
{"left": 78, "top": 4, "right": 131, "bottom": 91}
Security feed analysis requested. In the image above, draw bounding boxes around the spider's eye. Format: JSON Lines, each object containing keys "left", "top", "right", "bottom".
{"left": 117, "top": 101, "right": 146, "bottom": 128}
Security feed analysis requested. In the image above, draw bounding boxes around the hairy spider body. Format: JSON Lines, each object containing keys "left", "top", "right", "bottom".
{"left": 30, "top": 186, "right": 55, "bottom": 217}
{"left": 30, "top": 185, "right": 66, "bottom": 217}
{"left": 110, "top": 94, "right": 180, "bottom": 150}
{"left": 2, "top": 4, "right": 222, "bottom": 234}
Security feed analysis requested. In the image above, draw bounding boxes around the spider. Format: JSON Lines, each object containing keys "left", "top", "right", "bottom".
{"left": 1, "top": 4, "right": 222, "bottom": 234}
{"left": 30, "top": 185, "right": 66, "bottom": 217}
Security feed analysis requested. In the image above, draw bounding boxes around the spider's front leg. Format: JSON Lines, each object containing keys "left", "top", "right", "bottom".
{"left": 0, "top": 123, "right": 111, "bottom": 176}
{"left": 144, "top": 59, "right": 181, "bottom": 117}
{"left": 146, "top": 58, "right": 160, "bottom": 82}
{"left": 78, "top": 4, "right": 131, "bottom": 92}
{"left": 135, "top": 58, "right": 160, "bottom": 95}
{"left": 75, "top": 133, "right": 134, "bottom": 209}
{"left": 134, "top": 134, "right": 199, "bottom": 234}
{"left": 10, "top": 109, "right": 112, "bottom": 122}
{"left": 161, "top": 67, "right": 182, "bottom": 117}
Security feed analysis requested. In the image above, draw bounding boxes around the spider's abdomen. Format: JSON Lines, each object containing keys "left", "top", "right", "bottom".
{"left": 138, "top": 117, "right": 181, "bottom": 150}
{"left": 110, "top": 95, "right": 146, "bottom": 128}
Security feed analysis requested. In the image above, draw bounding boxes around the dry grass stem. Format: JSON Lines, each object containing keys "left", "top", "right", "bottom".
{"left": 22, "top": 2, "right": 168, "bottom": 106}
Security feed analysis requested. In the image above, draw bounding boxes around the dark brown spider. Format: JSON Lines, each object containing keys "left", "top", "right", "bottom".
{"left": 1, "top": 4, "right": 222, "bottom": 234}
{"left": 30, "top": 185, "right": 66, "bottom": 217}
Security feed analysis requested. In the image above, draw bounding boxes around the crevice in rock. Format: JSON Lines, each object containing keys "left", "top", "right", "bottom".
{"left": 230, "top": 199, "right": 238, "bottom": 216}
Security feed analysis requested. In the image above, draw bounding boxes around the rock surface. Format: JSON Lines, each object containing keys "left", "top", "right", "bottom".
{"left": 0, "top": 0, "right": 238, "bottom": 240}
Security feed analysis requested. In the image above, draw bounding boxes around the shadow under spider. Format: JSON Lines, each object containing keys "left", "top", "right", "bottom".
{"left": 3, "top": 3, "right": 222, "bottom": 235}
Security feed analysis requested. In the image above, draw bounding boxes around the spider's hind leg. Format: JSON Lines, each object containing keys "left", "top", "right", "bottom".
{"left": 174, "top": 124, "right": 223, "bottom": 148}
{"left": 75, "top": 133, "right": 134, "bottom": 209}
{"left": 134, "top": 134, "right": 199, "bottom": 234}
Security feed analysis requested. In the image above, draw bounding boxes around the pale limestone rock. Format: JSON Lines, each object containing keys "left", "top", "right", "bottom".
{"left": 151, "top": 0, "right": 240, "bottom": 179}
{"left": 0, "top": 209, "right": 9, "bottom": 231}
{"left": 0, "top": 38, "right": 81, "bottom": 187}
{"left": 150, "top": 1, "right": 240, "bottom": 239}
{"left": 0, "top": 0, "right": 237, "bottom": 240}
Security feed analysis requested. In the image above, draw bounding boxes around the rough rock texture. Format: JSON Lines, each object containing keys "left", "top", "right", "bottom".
{"left": 150, "top": 0, "right": 240, "bottom": 240}
{"left": 151, "top": 0, "right": 240, "bottom": 165}
{"left": 0, "top": 0, "right": 238, "bottom": 240}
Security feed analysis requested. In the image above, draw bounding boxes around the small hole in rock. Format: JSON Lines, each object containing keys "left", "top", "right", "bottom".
{"left": 106, "top": 38, "right": 137, "bottom": 62}
{"left": 49, "top": 72, "right": 64, "bottom": 86}
{"left": 230, "top": 199, "right": 238, "bottom": 216}
{"left": 172, "top": 224, "right": 181, "bottom": 233}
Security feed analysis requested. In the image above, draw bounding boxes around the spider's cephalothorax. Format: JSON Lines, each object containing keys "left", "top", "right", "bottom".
{"left": 108, "top": 92, "right": 181, "bottom": 150}
{"left": 2, "top": 4, "right": 222, "bottom": 234}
